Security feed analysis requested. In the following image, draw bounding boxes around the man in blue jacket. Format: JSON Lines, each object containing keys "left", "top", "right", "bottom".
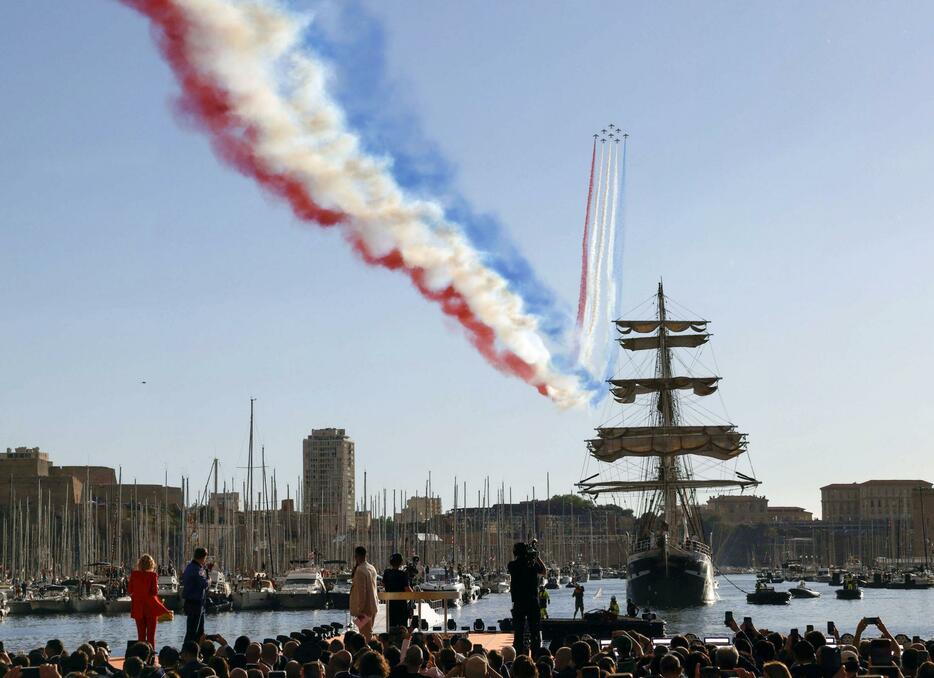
{"left": 181, "top": 547, "right": 210, "bottom": 643}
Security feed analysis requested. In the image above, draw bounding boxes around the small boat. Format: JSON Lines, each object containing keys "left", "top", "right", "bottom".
{"left": 836, "top": 587, "right": 863, "bottom": 599}
{"left": 746, "top": 581, "right": 790, "bottom": 605}
{"left": 7, "top": 595, "right": 33, "bottom": 615}
{"left": 232, "top": 579, "right": 275, "bottom": 611}
{"left": 789, "top": 581, "right": 821, "bottom": 599}
{"left": 558, "top": 575, "right": 572, "bottom": 586}
{"left": 420, "top": 568, "right": 466, "bottom": 608}
{"left": 158, "top": 574, "right": 181, "bottom": 611}
{"left": 274, "top": 564, "right": 327, "bottom": 610}
{"left": 545, "top": 574, "right": 560, "bottom": 590}
{"left": 30, "top": 585, "right": 71, "bottom": 614}
{"left": 461, "top": 573, "right": 481, "bottom": 604}
{"left": 885, "top": 572, "right": 932, "bottom": 590}
{"left": 588, "top": 565, "right": 604, "bottom": 580}
{"left": 327, "top": 573, "right": 351, "bottom": 609}
{"left": 103, "top": 595, "right": 132, "bottom": 615}
{"left": 71, "top": 584, "right": 107, "bottom": 613}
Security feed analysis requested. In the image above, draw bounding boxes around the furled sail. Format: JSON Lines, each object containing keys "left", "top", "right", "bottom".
{"left": 588, "top": 425, "right": 745, "bottom": 462}
{"left": 578, "top": 477, "right": 759, "bottom": 495}
{"left": 609, "top": 376, "right": 720, "bottom": 403}
{"left": 619, "top": 334, "right": 709, "bottom": 351}
{"left": 615, "top": 320, "right": 708, "bottom": 334}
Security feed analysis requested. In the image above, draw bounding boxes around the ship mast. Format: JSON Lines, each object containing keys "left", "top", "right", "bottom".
{"left": 655, "top": 282, "right": 679, "bottom": 540}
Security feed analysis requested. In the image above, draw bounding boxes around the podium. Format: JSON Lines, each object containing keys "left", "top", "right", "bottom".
{"left": 377, "top": 590, "right": 461, "bottom": 632}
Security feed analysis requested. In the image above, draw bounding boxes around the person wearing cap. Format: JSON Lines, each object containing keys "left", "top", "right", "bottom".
{"left": 182, "top": 547, "right": 211, "bottom": 643}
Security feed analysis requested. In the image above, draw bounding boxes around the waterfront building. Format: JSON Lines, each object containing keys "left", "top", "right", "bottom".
{"left": 821, "top": 480, "right": 932, "bottom": 523}
{"left": 766, "top": 506, "right": 813, "bottom": 523}
{"left": 302, "top": 428, "right": 355, "bottom": 533}
{"left": 705, "top": 494, "right": 769, "bottom": 524}
{"left": 396, "top": 495, "right": 442, "bottom": 523}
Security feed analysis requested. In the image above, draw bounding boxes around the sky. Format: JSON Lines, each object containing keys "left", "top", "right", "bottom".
{"left": 2, "top": 1, "right": 934, "bottom": 518}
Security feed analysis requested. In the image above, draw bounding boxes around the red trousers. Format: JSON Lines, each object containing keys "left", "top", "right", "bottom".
{"left": 135, "top": 616, "right": 157, "bottom": 646}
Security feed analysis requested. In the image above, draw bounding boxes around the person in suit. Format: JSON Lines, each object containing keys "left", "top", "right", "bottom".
{"left": 128, "top": 553, "right": 170, "bottom": 646}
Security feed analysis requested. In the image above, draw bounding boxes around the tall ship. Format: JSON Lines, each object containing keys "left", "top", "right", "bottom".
{"left": 578, "top": 282, "right": 759, "bottom": 607}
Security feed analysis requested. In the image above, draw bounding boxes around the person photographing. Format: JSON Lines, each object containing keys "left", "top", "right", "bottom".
{"left": 181, "top": 547, "right": 210, "bottom": 643}
{"left": 507, "top": 540, "right": 546, "bottom": 655}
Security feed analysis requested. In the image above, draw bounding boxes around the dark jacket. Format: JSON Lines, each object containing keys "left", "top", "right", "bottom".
{"left": 181, "top": 560, "right": 209, "bottom": 605}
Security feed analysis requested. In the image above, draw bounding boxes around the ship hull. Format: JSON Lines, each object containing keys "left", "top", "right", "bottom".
{"left": 627, "top": 544, "right": 716, "bottom": 608}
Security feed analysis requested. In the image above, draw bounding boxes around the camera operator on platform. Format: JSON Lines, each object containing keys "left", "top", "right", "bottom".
{"left": 507, "top": 539, "right": 547, "bottom": 655}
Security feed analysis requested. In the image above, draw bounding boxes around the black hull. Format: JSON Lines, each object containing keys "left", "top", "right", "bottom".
{"left": 627, "top": 546, "right": 716, "bottom": 608}
{"left": 327, "top": 592, "right": 350, "bottom": 609}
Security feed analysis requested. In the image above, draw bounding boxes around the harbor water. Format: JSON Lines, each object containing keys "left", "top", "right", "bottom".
{"left": 4, "top": 575, "right": 934, "bottom": 652}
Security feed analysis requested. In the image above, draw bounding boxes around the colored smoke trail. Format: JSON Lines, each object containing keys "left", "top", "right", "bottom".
{"left": 576, "top": 138, "right": 597, "bottom": 329}
{"left": 577, "top": 130, "right": 626, "bottom": 379}
{"left": 120, "top": 0, "right": 588, "bottom": 407}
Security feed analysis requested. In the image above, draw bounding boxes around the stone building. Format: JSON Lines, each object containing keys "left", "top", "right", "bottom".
{"left": 302, "top": 428, "right": 355, "bottom": 533}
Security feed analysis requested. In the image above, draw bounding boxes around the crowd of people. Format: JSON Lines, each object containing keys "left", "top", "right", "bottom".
{"left": 3, "top": 543, "right": 934, "bottom": 678}
{"left": 3, "top": 613, "right": 934, "bottom": 678}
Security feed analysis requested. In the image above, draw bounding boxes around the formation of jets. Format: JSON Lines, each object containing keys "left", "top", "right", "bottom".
{"left": 595, "top": 123, "right": 628, "bottom": 143}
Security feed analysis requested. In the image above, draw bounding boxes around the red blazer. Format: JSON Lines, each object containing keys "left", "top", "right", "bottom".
{"left": 128, "top": 570, "right": 170, "bottom": 620}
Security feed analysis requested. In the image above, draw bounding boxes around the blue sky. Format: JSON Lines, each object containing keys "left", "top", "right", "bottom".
{"left": 2, "top": 1, "right": 934, "bottom": 517}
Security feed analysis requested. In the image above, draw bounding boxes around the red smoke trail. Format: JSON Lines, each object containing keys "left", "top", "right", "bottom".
{"left": 119, "top": 0, "right": 547, "bottom": 395}
{"left": 575, "top": 138, "right": 597, "bottom": 328}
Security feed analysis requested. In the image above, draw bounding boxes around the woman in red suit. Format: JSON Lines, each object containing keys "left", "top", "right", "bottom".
{"left": 128, "top": 553, "right": 170, "bottom": 646}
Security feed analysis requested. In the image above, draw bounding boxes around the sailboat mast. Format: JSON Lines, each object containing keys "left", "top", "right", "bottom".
{"left": 656, "top": 282, "right": 678, "bottom": 539}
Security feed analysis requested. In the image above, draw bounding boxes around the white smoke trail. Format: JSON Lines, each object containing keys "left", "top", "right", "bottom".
{"left": 167, "top": 0, "right": 586, "bottom": 407}
{"left": 603, "top": 142, "right": 621, "bottom": 337}
{"left": 581, "top": 140, "right": 615, "bottom": 371}
{"left": 578, "top": 141, "right": 606, "bottom": 369}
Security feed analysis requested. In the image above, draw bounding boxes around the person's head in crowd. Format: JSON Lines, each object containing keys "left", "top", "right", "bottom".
{"left": 671, "top": 637, "right": 689, "bottom": 651}
{"left": 382, "top": 647, "right": 400, "bottom": 669}
{"left": 261, "top": 644, "right": 280, "bottom": 669}
{"left": 767, "top": 633, "right": 784, "bottom": 656}
{"left": 29, "top": 650, "right": 48, "bottom": 667}
{"left": 659, "top": 653, "right": 682, "bottom": 678}
{"left": 597, "top": 656, "right": 616, "bottom": 673}
{"left": 357, "top": 652, "right": 389, "bottom": 678}
{"left": 230, "top": 669, "right": 249, "bottom": 678}
{"left": 792, "top": 641, "right": 815, "bottom": 665}
{"left": 805, "top": 632, "right": 826, "bottom": 650}
{"left": 245, "top": 644, "right": 262, "bottom": 666}
{"left": 402, "top": 646, "right": 422, "bottom": 674}
{"left": 763, "top": 661, "right": 793, "bottom": 678}
{"left": 327, "top": 650, "right": 352, "bottom": 678}
{"left": 917, "top": 662, "right": 934, "bottom": 678}
{"left": 62, "top": 651, "right": 89, "bottom": 675}
{"left": 161, "top": 646, "right": 182, "bottom": 671}
{"left": 234, "top": 638, "right": 251, "bottom": 656}
{"left": 46, "top": 640, "right": 65, "bottom": 659}
{"left": 182, "top": 641, "right": 203, "bottom": 665}
{"left": 536, "top": 661, "right": 553, "bottom": 678}
{"left": 716, "top": 646, "right": 740, "bottom": 670}
{"left": 210, "top": 655, "right": 231, "bottom": 678}
{"left": 755, "top": 640, "right": 777, "bottom": 666}
{"left": 125, "top": 656, "right": 145, "bottom": 678}
{"left": 283, "top": 643, "right": 299, "bottom": 662}
{"left": 501, "top": 647, "right": 517, "bottom": 665}
{"left": 247, "top": 670, "right": 265, "bottom": 678}
{"left": 684, "top": 650, "right": 711, "bottom": 678}
{"left": 553, "top": 647, "right": 571, "bottom": 671}
{"left": 512, "top": 656, "right": 539, "bottom": 678}
{"left": 464, "top": 656, "right": 490, "bottom": 678}
{"left": 302, "top": 661, "right": 325, "bottom": 678}
{"left": 344, "top": 634, "right": 366, "bottom": 657}
{"left": 201, "top": 642, "right": 217, "bottom": 662}
{"left": 570, "top": 642, "right": 591, "bottom": 669}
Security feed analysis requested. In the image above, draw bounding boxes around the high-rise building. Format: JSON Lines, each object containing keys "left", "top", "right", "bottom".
{"left": 302, "top": 428, "right": 355, "bottom": 533}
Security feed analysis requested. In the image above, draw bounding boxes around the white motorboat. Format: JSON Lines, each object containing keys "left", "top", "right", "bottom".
{"left": 588, "top": 565, "right": 604, "bottom": 580}
{"left": 274, "top": 567, "right": 327, "bottom": 610}
{"left": 30, "top": 585, "right": 71, "bottom": 614}
{"left": 558, "top": 575, "right": 572, "bottom": 586}
{"left": 420, "top": 568, "right": 465, "bottom": 608}
{"left": 327, "top": 573, "right": 352, "bottom": 609}
{"left": 232, "top": 579, "right": 275, "bottom": 611}
{"left": 71, "top": 584, "right": 107, "bottom": 614}
{"left": 104, "top": 595, "right": 132, "bottom": 615}
{"left": 158, "top": 574, "right": 181, "bottom": 610}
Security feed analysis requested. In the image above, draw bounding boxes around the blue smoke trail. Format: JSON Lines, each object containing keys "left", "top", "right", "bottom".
{"left": 303, "top": 3, "right": 574, "bottom": 344}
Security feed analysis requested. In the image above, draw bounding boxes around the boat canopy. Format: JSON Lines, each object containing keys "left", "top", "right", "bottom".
{"left": 615, "top": 320, "right": 708, "bottom": 334}
{"left": 588, "top": 425, "right": 745, "bottom": 461}
{"left": 619, "top": 334, "right": 709, "bottom": 351}
{"left": 609, "top": 376, "right": 720, "bottom": 403}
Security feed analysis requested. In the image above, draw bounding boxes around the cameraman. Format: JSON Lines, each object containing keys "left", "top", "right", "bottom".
{"left": 507, "top": 541, "right": 546, "bottom": 655}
